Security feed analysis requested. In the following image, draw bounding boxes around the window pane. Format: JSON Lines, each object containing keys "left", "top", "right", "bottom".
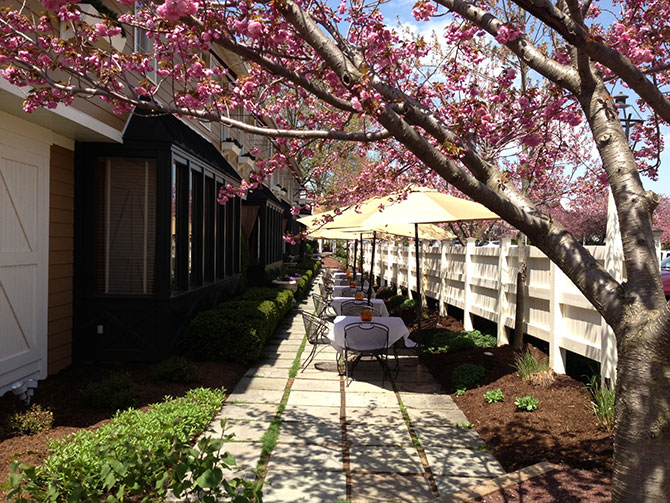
{"left": 216, "top": 181, "right": 226, "bottom": 278}
{"left": 204, "top": 176, "right": 215, "bottom": 282}
{"left": 191, "top": 169, "right": 203, "bottom": 286}
{"left": 96, "top": 158, "right": 156, "bottom": 294}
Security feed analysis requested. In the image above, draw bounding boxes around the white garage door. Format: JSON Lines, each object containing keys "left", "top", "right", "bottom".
{"left": 0, "top": 117, "right": 49, "bottom": 395}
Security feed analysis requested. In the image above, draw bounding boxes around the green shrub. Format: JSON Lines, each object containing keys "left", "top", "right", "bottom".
{"left": 186, "top": 310, "right": 263, "bottom": 363}
{"left": 400, "top": 299, "right": 417, "bottom": 309}
{"left": 586, "top": 375, "right": 615, "bottom": 431}
{"left": 455, "top": 388, "right": 467, "bottom": 396}
{"left": 9, "top": 404, "right": 54, "bottom": 436}
{"left": 82, "top": 373, "right": 138, "bottom": 410}
{"left": 515, "top": 395, "right": 539, "bottom": 411}
{"left": 452, "top": 363, "right": 486, "bottom": 390}
{"left": 375, "top": 286, "right": 395, "bottom": 299}
{"left": 385, "top": 295, "right": 405, "bottom": 312}
{"left": 515, "top": 350, "right": 551, "bottom": 381}
{"left": 427, "top": 330, "right": 497, "bottom": 353}
{"left": 5, "top": 389, "right": 259, "bottom": 502}
{"left": 187, "top": 286, "right": 296, "bottom": 362}
{"left": 483, "top": 389, "right": 505, "bottom": 403}
{"left": 152, "top": 356, "right": 199, "bottom": 384}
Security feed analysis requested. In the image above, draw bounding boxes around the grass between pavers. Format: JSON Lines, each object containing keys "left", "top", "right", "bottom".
{"left": 255, "top": 315, "right": 309, "bottom": 480}
{"left": 393, "top": 389, "right": 440, "bottom": 498}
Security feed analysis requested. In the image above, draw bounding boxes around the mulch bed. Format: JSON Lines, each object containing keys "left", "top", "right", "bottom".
{"left": 0, "top": 359, "right": 247, "bottom": 502}
{"left": 417, "top": 314, "right": 613, "bottom": 501}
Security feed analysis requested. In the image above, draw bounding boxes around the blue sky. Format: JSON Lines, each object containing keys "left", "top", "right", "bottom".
{"left": 372, "top": 0, "right": 669, "bottom": 197}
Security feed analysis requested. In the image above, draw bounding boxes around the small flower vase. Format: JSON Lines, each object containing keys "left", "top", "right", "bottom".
{"left": 349, "top": 281, "right": 357, "bottom": 288}
{"left": 360, "top": 307, "right": 373, "bottom": 322}
{"left": 354, "top": 290, "right": 364, "bottom": 301}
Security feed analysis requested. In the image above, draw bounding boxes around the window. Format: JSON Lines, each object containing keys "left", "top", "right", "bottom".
{"left": 96, "top": 158, "right": 156, "bottom": 294}
{"left": 170, "top": 157, "right": 239, "bottom": 292}
{"left": 134, "top": 3, "right": 157, "bottom": 83}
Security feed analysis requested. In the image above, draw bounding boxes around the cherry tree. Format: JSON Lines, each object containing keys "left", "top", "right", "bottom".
{"left": 1, "top": 0, "right": 669, "bottom": 499}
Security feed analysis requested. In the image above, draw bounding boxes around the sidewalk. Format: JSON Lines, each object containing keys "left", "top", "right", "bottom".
{"left": 208, "top": 281, "right": 505, "bottom": 502}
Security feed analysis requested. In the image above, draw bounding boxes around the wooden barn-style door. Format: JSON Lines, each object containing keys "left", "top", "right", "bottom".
{"left": 0, "top": 117, "right": 49, "bottom": 394}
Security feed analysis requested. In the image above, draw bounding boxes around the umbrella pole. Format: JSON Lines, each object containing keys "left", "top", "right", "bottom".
{"left": 359, "top": 234, "right": 363, "bottom": 279}
{"left": 352, "top": 238, "right": 357, "bottom": 275}
{"left": 368, "top": 231, "right": 376, "bottom": 302}
{"left": 345, "top": 240, "right": 349, "bottom": 269}
{"left": 415, "top": 223, "right": 421, "bottom": 331}
{"left": 415, "top": 222, "right": 422, "bottom": 386}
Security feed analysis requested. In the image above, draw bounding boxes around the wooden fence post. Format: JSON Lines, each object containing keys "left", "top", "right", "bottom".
{"left": 439, "top": 243, "right": 448, "bottom": 316}
{"left": 463, "top": 239, "right": 475, "bottom": 331}
{"left": 549, "top": 259, "right": 567, "bottom": 374}
{"left": 497, "top": 238, "right": 511, "bottom": 346}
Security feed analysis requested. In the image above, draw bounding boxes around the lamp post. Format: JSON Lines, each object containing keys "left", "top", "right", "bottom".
{"left": 613, "top": 94, "right": 644, "bottom": 141}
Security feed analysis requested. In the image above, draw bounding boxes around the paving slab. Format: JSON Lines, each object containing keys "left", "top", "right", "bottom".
{"left": 278, "top": 419, "right": 343, "bottom": 445}
{"left": 254, "top": 358, "right": 294, "bottom": 369}
{"left": 261, "top": 349, "right": 301, "bottom": 360}
{"left": 217, "top": 403, "right": 279, "bottom": 422}
{"left": 424, "top": 448, "right": 506, "bottom": 477}
{"left": 405, "top": 408, "right": 469, "bottom": 428}
{"left": 346, "top": 421, "right": 413, "bottom": 447}
{"left": 263, "top": 469, "right": 347, "bottom": 503}
{"left": 349, "top": 446, "right": 424, "bottom": 474}
{"left": 399, "top": 393, "right": 459, "bottom": 410}
{"left": 281, "top": 405, "right": 342, "bottom": 423}
{"left": 267, "top": 443, "right": 344, "bottom": 472}
{"left": 219, "top": 441, "right": 264, "bottom": 471}
{"left": 345, "top": 380, "right": 393, "bottom": 393}
{"left": 412, "top": 424, "right": 483, "bottom": 449}
{"left": 286, "top": 390, "right": 341, "bottom": 407}
{"left": 246, "top": 366, "right": 291, "bottom": 378}
{"left": 235, "top": 377, "right": 287, "bottom": 391}
{"left": 227, "top": 388, "right": 284, "bottom": 404}
{"left": 345, "top": 392, "right": 399, "bottom": 408}
{"left": 434, "top": 475, "right": 493, "bottom": 497}
{"left": 215, "top": 419, "right": 269, "bottom": 442}
{"left": 345, "top": 406, "right": 405, "bottom": 424}
{"left": 291, "top": 378, "right": 342, "bottom": 392}
{"left": 350, "top": 473, "right": 434, "bottom": 502}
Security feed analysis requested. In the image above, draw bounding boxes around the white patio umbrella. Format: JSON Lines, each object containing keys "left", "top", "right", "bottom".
{"left": 322, "top": 188, "right": 500, "bottom": 329}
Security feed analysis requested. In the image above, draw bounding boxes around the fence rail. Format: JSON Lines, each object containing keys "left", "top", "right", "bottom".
{"left": 359, "top": 238, "right": 641, "bottom": 382}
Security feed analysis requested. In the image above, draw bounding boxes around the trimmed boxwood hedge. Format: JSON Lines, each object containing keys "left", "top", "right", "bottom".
{"left": 186, "top": 259, "right": 320, "bottom": 362}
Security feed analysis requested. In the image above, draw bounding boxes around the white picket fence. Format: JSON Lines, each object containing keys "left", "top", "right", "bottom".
{"left": 360, "top": 238, "right": 629, "bottom": 381}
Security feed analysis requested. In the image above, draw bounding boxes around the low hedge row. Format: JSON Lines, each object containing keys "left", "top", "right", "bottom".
{"left": 6, "top": 388, "right": 245, "bottom": 502}
{"left": 186, "top": 259, "right": 320, "bottom": 363}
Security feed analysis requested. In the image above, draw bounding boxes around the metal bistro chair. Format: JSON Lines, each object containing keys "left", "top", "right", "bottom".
{"left": 300, "top": 311, "right": 331, "bottom": 371}
{"left": 343, "top": 322, "right": 391, "bottom": 385}
{"left": 312, "top": 293, "right": 336, "bottom": 321}
{"left": 318, "top": 280, "right": 333, "bottom": 300}
{"left": 340, "top": 299, "right": 369, "bottom": 316}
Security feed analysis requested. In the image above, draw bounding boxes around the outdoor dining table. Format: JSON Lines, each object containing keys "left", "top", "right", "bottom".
{"left": 333, "top": 278, "right": 371, "bottom": 287}
{"left": 332, "top": 285, "right": 374, "bottom": 298}
{"left": 330, "top": 297, "right": 389, "bottom": 317}
{"left": 333, "top": 272, "right": 363, "bottom": 281}
{"left": 327, "top": 316, "right": 416, "bottom": 354}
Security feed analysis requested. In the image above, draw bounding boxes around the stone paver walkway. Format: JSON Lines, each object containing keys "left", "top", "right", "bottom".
{"left": 206, "top": 276, "right": 505, "bottom": 502}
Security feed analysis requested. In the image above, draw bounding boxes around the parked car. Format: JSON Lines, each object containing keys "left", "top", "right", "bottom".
{"left": 663, "top": 270, "right": 670, "bottom": 297}
{"left": 661, "top": 257, "right": 670, "bottom": 271}
{"left": 479, "top": 240, "right": 500, "bottom": 247}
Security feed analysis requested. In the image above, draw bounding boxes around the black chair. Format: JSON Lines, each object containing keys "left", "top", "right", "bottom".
{"left": 300, "top": 311, "right": 331, "bottom": 371}
{"left": 343, "top": 322, "right": 391, "bottom": 385}
{"left": 312, "top": 293, "right": 336, "bottom": 320}
{"left": 340, "top": 287, "right": 357, "bottom": 298}
{"left": 340, "top": 299, "right": 368, "bottom": 316}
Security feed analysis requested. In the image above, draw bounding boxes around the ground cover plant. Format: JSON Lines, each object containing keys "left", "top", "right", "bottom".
{"left": 7, "top": 407, "right": 53, "bottom": 437}
{"left": 514, "top": 395, "right": 539, "bottom": 412}
{"left": 81, "top": 373, "right": 139, "bottom": 410}
{"left": 483, "top": 389, "right": 505, "bottom": 404}
{"left": 3, "top": 389, "right": 258, "bottom": 502}
{"left": 426, "top": 329, "right": 497, "bottom": 354}
{"left": 452, "top": 363, "right": 486, "bottom": 390}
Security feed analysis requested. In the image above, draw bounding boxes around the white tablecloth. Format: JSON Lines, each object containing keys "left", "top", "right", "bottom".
{"left": 332, "top": 285, "right": 375, "bottom": 298}
{"left": 330, "top": 298, "right": 389, "bottom": 317}
{"left": 327, "top": 316, "right": 414, "bottom": 353}
{"left": 333, "top": 272, "right": 363, "bottom": 281}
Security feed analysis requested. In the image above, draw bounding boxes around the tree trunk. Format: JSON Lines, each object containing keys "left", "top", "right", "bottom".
{"left": 612, "top": 319, "right": 670, "bottom": 502}
{"left": 513, "top": 235, "right": 528, "bottom": 350}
